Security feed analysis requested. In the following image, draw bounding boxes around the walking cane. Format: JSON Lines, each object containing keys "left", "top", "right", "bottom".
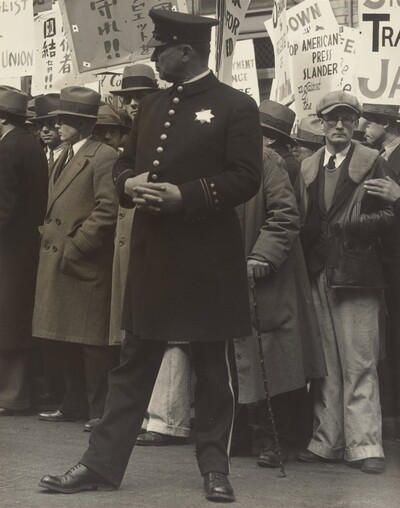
{"left": 249, "top": 270, "right": 287, "bottom": 478}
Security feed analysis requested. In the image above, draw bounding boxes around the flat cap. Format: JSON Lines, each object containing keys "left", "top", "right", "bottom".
{"left": 316, "top": 91, "right": 362, "bottom": 117}
{"left": 362, "top": 103, "right": 399, "bottom": 122}
{"left": 148, "top": 8, "right": 218, "bottom": 47}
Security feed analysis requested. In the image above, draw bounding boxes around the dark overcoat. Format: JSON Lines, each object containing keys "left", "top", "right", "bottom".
{"left": 234, "top": 147, "right": 327, "bottom": 401}
{"left": 32, "top": 139, "right": 118, "bottom": 345}
{"left": 113, "top": 72, "right": 263, "bottom": 342}
{"left": 0, "top": 127, "right": 48, "bottom": 350}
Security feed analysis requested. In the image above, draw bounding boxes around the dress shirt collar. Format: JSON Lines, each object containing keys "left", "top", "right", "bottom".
{"left": 323, "top": 143, "right": 351, "bottom": 168}
{"left": 381, "top": 136, "right": 400, "bottom": 161}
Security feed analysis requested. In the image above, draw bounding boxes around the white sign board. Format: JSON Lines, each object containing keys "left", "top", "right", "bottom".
{"left": 231, "top": 39, "right": 260, "bottom": 104}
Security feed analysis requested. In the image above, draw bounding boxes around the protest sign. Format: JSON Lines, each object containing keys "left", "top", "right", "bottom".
{"left": 216, "top": 0, "right": 251, "bottom": 86}
{"left": 357, "top": 0, "right": 400, "bottom": 104}
{"left": 58, "top": 0, "right": 180, "bottom": 74}
{"left": 286, "top": 0, "right": 338, "bottom": 36}
{"left": 0, "top": 0, "right": 35, "bottom": 78}
{"left": 32, "top": 3, "right": 97, "bottom": 95}
{"left": 265, "top": 0, "right": 293, "bottom": 105}
{"left": 336, "top": 25, "right": 359, "bottom": 95}
{"left": 289, "top": 27, "right": 345, "bottom": 119}
{"left": 231, "top": 39, "right": 260, "bottom": 104}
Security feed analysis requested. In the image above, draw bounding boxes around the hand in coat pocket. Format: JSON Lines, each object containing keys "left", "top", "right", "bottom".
{"left": 60, "top": 237, "right": 97, "bottom": 281}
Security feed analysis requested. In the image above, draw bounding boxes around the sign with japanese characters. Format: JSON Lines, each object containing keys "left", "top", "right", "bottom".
{"left": 216, "top": 0, "right": 251, "bottom": 86}
{"left": 58, "top": 0, "right": 180, "bottom": 74}
{"left": 0, "top": 0, "right": 35, "bottom": 78}
{"left": 32, "top": 3, "right": 98, "bottom": 94}
{"left": 357, "top": 0, "right": 400, "bottom": 104}
{"left": 33, "top": 0, "right": 53, "bottom": 15}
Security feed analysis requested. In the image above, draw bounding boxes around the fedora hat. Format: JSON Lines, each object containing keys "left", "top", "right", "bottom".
{"left": 31, "top": 93, "right": 61, "bottom": 121}
{"left": 259, "top": 100, "right": 296, "bottom": 146}
{"left": 0, "top": 86, "right": 29, "bottom": 117}
{"left": 94, "top": 104, "right": 130, "bottom": 132}
{"left": 362, "top": 103, "right": 400, "bottom": 123}
{"left": 148, "top": 8, "right": 218, "bottom": 47}
{"left": 110, "top": 64, "right": 158, "bottom": 96}
{"left": 292, "top": 115, "right": 324, "bottom": 149}
{"left": 50, "top": 86, "right": 101, "bottom": 119}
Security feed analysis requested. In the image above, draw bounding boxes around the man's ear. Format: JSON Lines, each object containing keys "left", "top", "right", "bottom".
{"left": 318, "top": 117, "right": 325, "bottom": 133}
{"left": 181, "top": 44, "right": 193, "bottom": 62}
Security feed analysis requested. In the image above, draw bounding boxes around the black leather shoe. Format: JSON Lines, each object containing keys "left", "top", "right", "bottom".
{"left": 83, "top": 418, "right": 101, "bottom": 432}
{"left": 203, "top": 472, "right": 235, "bottom": 503}
{"left": 136, "top": 431, "right": 187, "bottom": 446}
{"left": 361, "top": 457, "right": 385, "bottom": 474}
{"left": 295, "top": 449, "right": 340, "bottom": 463}
{"left": 38, "top": 463, "right": 117, "bottom": 493}
{"left": 38, "top": 410, "right": 76, "bottom": 422}
{"left": 257, "top": 442, "right": 289, "bottom": 468}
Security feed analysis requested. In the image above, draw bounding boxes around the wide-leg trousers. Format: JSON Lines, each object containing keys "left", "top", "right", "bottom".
{"left": 81, "top": 334, "right": 235, "bottom": 486}
{"left": 308, "top": 272, "right": 384, "bottom": 461}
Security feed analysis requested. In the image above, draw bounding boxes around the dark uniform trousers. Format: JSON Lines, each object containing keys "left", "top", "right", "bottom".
{"left": 81, "top": 333, "right": 235, "bottom": 486}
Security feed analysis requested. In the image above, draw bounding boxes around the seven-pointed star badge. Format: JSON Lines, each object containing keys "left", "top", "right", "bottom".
{"left": 195, "top": 109, "right": 214, "bottom": 124}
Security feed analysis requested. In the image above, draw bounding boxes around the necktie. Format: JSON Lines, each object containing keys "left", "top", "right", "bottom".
{"left": 53, "top": 146, "right": 73, "bottom": 182}
{"left": 48, "top": 149, "right": 54, "bottom": 170}
{"left": 326, "top": 154, "right": 336, "bottom": 170}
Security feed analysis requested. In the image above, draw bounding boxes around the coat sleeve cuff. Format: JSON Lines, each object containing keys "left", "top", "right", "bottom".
{"left": 179, "top": 178, "right": 221, "bottom": 221}
{"left": 115, "top": 170, "right": 135, "bottom": 209}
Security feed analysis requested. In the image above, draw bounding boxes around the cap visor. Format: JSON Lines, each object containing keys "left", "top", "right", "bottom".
{"left": 146, "top": 36, "right": 168, "bottom": 48}
{"left": 320, "top": 104, "right": 360, "bottom": 115}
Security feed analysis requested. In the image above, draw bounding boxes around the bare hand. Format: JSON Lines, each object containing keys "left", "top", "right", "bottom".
{"left": 124, "top": 172, "right": 150, "bottom": 198}
{"left": 132, "top": 182, "right": 183, "bottom": 214}
{"left": 247, "top": 259, "right": 270, "bottom": 286}
{"left": 364, "top": 176, "right": 400, "bottom": 203}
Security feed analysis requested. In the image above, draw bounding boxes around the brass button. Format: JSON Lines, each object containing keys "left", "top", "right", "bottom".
{"left": 177, "top": 86, "right": 183, "bottom": 92}
{"left": 160, "top": 134, "right": 167, "bottom": 140}
{"left": 45, "top": 218, "right": 51, "bottom": 224}
{"left": 119, "top": 239, "right": 125, "bottom": 246}
{"left": 156, "top": 147, "right": 163, "bottom": 153}
{"left": 151, "top": 174, "right": 158, "bottom": 181}
{"left": 52, "top": 246, "right": 58, "bottom": 252}
{"left": 43, "top": 242, "right": 50, "bottom": 250}
{"left": 164, "top": 122, "right": 171, "bottom": 128}
{"left": 173, "top": 97, "right": 180, "bottom": 104}
{"left": 168, "top": 109, "right": 175, "bottom": 116}
{"left": 153, "top": 160, "right": 160, "bottom": 167}
{"left": 119, "top": 212, "right": 125, "bottom": 219}
{"left": 55, "top": 218, "right": 61, "bottom": 225}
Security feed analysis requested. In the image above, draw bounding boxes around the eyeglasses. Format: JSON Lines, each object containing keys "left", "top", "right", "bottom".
{"left": 322, "top": 115, "right": 357, "bottom": 127}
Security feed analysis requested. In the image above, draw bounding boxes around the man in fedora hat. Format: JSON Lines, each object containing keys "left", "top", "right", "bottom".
{"left": 39, "top": 8, "right": 262, "bottom": 502}
{"left": 92, "top": 103, "right": 130, "bottom": 152}
{"left": 292, "top": 115, "right": 325, "bottom": 162}
{"left": 295, "top": 91, "right": 393, "bottom": 474}
{"left": 32, "top": 86, "right": 119, "bottom": 432}
{"left": 362, "top": 104, "right": 400, "bottom": 438}
{"left": 31, "top": 94, "right": 68, "bottom": 176}
{"left": 0, "top": 86, "right": 48, "bottom": 415}
{"left": 258, "top": 99, "right": 299, "bottom": 186}
{"left": 110, "top": 63, "right": 159, "bottom": 121}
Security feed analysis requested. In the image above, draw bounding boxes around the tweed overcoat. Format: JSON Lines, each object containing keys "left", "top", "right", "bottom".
{"left": 113, "top": 72, "right": 263, "bottom": 342}
{"left": 234, "top": 147, "right": 327, "bottom": 401}
{"left": 0, "top": 127, "right": 48, "bottom": 350}
{"left": 32, "top": 138, "right": 118, "bottom": 345}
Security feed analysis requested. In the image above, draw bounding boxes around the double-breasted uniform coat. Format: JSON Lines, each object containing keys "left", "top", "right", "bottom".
{"left": 0, "top": 127, "right": 48, "bottom": 350}
{"left": 114, "top": 72, "right": 263, "bottom": 342}
{"left": 32, "top": 138, "right": 118, "bottom": 345}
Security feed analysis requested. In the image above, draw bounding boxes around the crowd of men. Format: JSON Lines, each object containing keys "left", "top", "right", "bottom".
{"left": 0, "top": 8, "right": 399, "bottom": 504}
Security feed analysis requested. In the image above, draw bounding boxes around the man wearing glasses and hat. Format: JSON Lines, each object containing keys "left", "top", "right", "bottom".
{"left": 295, "top": 91, "right": 393, "bottom": 475}
{"left": 33, "top": 86, "right": 119, "bottom": 433}
{"left": 39, "top": 8, "right": 262, "bottom": 502}
{"left": 0, "top": 86, "right": 48, "bottom": 416}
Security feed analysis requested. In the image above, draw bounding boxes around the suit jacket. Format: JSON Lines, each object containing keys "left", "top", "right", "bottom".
{"left": 0, "top": 127, "right": 48, "bottom": 349}
{"left": 32, "top": 138, "right": 118, "bottom": 345}
{"left": 113, "top": 72, "right": 263, "bottom": 342}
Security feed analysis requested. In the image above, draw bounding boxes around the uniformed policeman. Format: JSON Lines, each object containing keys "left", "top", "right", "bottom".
{"left": 39, "top": 9, "right": 263, "bottom": 502}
